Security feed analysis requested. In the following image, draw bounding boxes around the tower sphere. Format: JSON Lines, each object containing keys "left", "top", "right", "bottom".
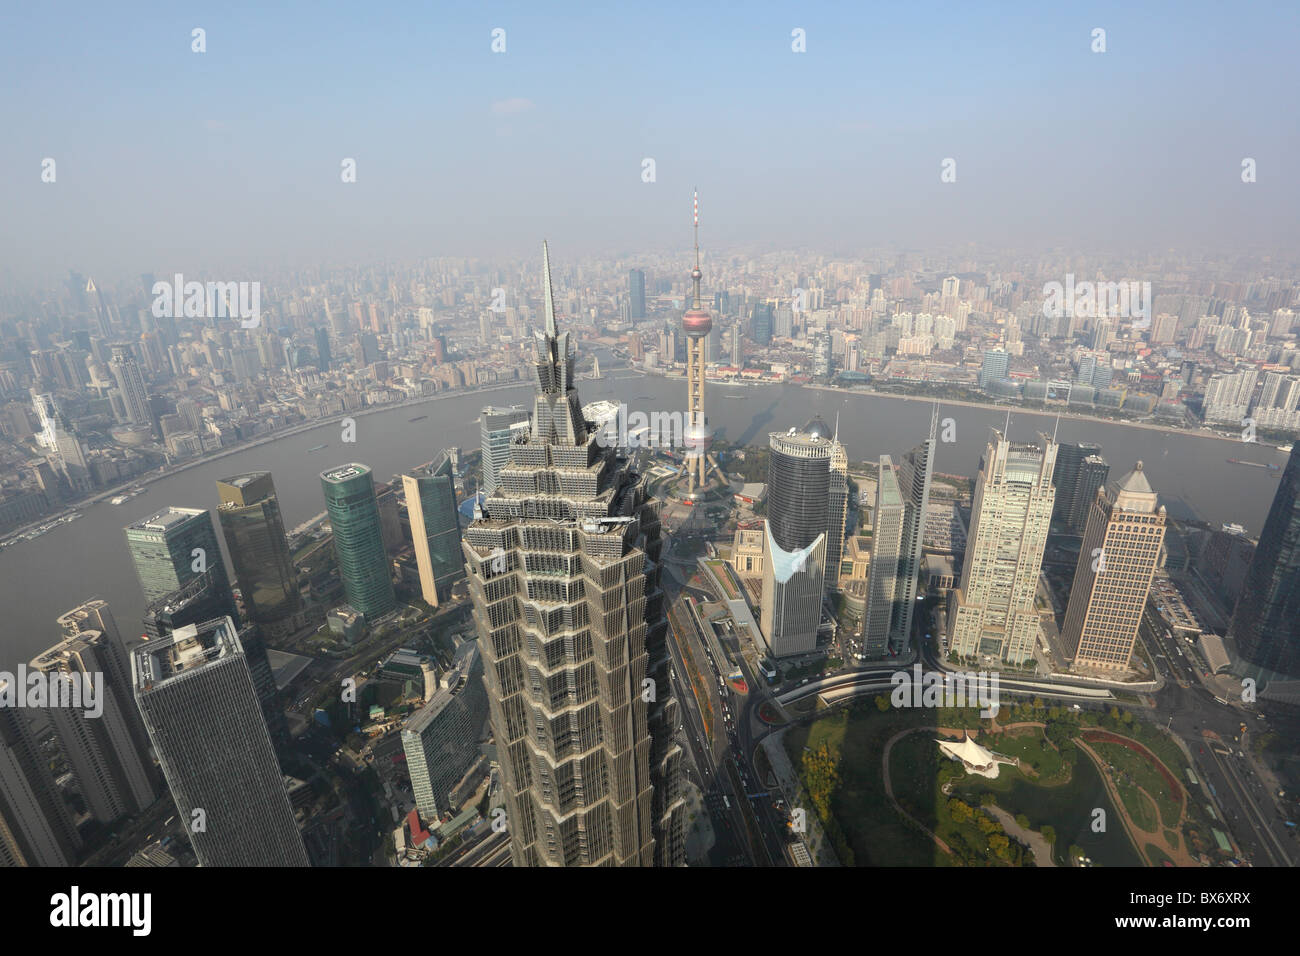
{"left": 682, "top": 308, "right": 712, "bottom": 337}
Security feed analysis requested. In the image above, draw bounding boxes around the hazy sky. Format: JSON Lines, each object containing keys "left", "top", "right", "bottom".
{"left": 2, "top": 1, "right": 1298, "bottom": 284}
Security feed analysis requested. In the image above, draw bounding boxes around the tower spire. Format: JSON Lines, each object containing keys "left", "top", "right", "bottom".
{"left": 929, "top": 402, "right": 939, "bottom": 443}
{"left": 542, "top": 240, "right": 557, "bottom": 337}
{"left": 691, "top": 190, "right": 702, "bottom": 310}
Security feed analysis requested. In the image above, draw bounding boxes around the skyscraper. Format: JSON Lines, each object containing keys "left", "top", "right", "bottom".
{"left": 1229, "top": 445, "right": 1300, "bottom": 678}
{"left": 864, "top": 455, "right": 905, "bottom": 658}
{"left": 891, "top": 409, "right": 937, "bottom": 650}
{"left": 30, "top": 627, "right": 159, "bottom": 823}
{"left": 403, "top": 451, "right": 464, "bottom": 608}
{"left": 978, "top": 348, "right": 1010, "bottom": 390}
{"left": 131, "top": 617, "right": 309, "bottom": 867}
{"left": 216, "top": 472, "right": 302, "bottom": 638}
{"left": 141, "top": 569, "right": 285, "bottom": 748}
{"left": 948, "top": 429, "right": 1058, "bottom": 665}
{"left": 126, "top": 506, "right": 230, "bottom": 606}
{"left": 826, "top": 426, "right": 850, "bottom": 583}
{"left": 1061, "top": 462, "right": 1166, "bottom": 671}
{"left": 320, "top": 463, "right": 397, "bottom": 620}
{"left": 56, "top": 599, "right": 157, "bottom": 783}
{"left": 400, "top": 642, "right": 488, "bottom": 821}
{"left": 628, "top": 269, "right": 646, "bottom": 320}
{"left": 761, "top": 419, "right": 834, "bottom": 658}
{"left": 108, "top": 342, "right": 152, "bottom": 430}
{"left": 751, "top": 302, "right": 773, "bottom": 346}
{"left": 314, "top": 325, "right": 332, "bottom": 371}
{"left": 0, "top": 688, "right": 83, "bottom": 866}
{"left": 480, "top": 405, "right": 530, "bottom": 498}
{"left": 463, "top": 242, "right": 684, "bottom": 866}
{"left": 1053, "top": 441, "right": 1109, "bottom": 534}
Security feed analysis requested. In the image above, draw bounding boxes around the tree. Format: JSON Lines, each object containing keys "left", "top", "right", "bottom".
{"left": 1041, "top": 824, "right": 1056, "bottom": 844}
{"left": 1015, "top": 813, "right": 1030, "bottom": 830}
{"left": 875, "top": 694, "right": 890, "bottom": 712}
{"left": 979, "top": 791, "right": 996, "bottom": 807}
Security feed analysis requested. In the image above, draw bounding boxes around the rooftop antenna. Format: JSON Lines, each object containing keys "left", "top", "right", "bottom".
{"left": 929, "top": 401, "right": 939, "bottom": 443}
{"left": 833, "top": 410, "right": 841, "bottom": 444}
{"left": 542, "top": 240, "right": 557, "bottom": 338}
{"left": 1052, "top": 412, "right": 1061, "bottom": 444}
{"left": 1004, "top": 408, "right": 1012, "bottom": 438}
{"left": 691, "top": 189, "right": 703, "bottom": 310}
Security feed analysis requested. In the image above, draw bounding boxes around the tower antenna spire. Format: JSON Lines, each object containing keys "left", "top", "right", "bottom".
{"left": 691, "top": 189, "right": 702, "bottom": 310}
{"left": 930, "top": 401, "right": 939, "bottom": 442}
{"left": 542, "top": 239, "right": 557, "bottom": 337}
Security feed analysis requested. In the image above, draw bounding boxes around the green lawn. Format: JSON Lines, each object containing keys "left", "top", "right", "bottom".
{"left": 1091, "top": 741, "right": 1182, "bottom": 829}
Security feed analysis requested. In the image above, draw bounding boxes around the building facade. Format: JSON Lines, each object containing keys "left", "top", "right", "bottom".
{"left": 403, "top": 451, "right": 464, "bottom": 608}
{"left": 131, "top": 617, "right": 309, "bottom": 867}
{"left": 462, "top": 243, "right": 684, "bottom": 866}
{"left": 321, "top": 463, "right": 397, "bottom": 620}
{"left": 1061, "top": 462, "right": 1167, "bottom": 670}
{"left": 216, "top": 472, "right": 303, "bottom": 637}
{"left": 948, "top": 430, "right": 1057, "bottom": 665}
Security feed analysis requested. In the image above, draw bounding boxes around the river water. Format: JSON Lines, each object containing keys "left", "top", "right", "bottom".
{"left": 1, "top": 370, "right": 1285, "bottom": 670}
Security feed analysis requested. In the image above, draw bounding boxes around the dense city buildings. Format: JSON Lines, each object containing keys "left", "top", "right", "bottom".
{"left": 948, "top": 429, "right": 1058, "bottom": 666}
{"left": 131, "top": 617, "right": 309, "bottom": 867}
{"left": 1230, "top": 445, "right": 1300, "bottom": 679}
{"left": 1061, "top": 462, "right": 1167, "bottom": 671}
{"left": 320, "top": 463, "right": 397, "bottom": 621}
{"left": 462, "top": 244, "right": 684, "bottom": 866}
{"left": 125, "top": 506, "right": 230, "bottom": 605}
{"left": 402, "top": 451, "right": 464, "bottom": 607}
{"left": 216, "top": 471, "right": 303, "bottom": 637}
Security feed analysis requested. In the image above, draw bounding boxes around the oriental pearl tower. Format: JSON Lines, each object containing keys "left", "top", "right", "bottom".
{"left": 682, "top": 190, "right": 715, "bottom": 497}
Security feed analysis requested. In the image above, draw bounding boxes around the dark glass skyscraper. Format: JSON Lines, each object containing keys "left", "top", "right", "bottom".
{"left": 892, "top": 412, "right": 937, "bottom": 650}
{"left": 628, "top": 268, "right": 646, "bottom": 319}
{"left": 314, "top": 325, "right": 331, "bottom": 371}
{"left": 126, "top": 506, "right": 230, "bottom": 606}
{"left": 217, "top": 472, "right": 302, "bottom": 636}
{"left": 750, "top": 302, "right": 773, "bottom": 346}
{"left": 1053, "top": 442, "right": 1109, "bottom": 533}
{"left": 1229, "top": 445, "right": 1300, "bottom": 678}
{"left": 321, "top": 463, "right": 397, "bottom": 620}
